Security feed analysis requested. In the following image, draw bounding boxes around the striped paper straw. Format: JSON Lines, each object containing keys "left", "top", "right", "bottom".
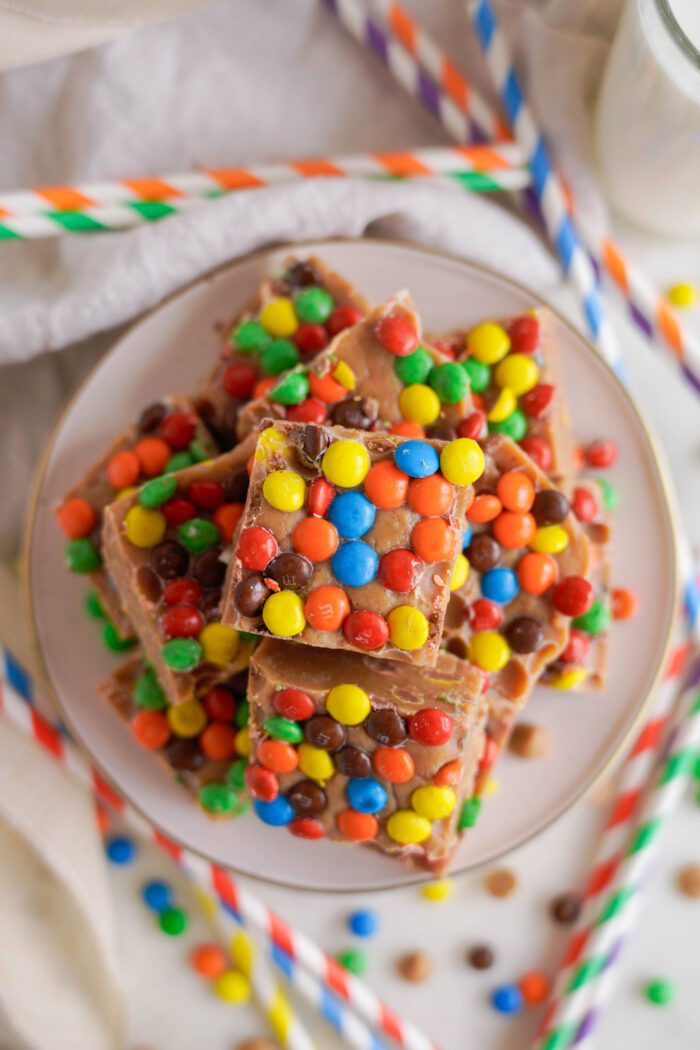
{"left": 0, "top": 661, "right": 438, "bottom": 1050}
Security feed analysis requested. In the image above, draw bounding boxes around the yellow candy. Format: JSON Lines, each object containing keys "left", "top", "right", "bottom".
{"left": 440, "top": 438, "right": 486, "bottom": 486}
{"left": 386, "top": 810, "right": 432, "bottom": 845}
{"left": 494, "top": 353, "right": 539, "bottom": 396}
{"left": 332, "top": 360, "right": 356, "bottom": 391}
{"left": 263, "top": 469, "right": 306, "bottom": 511}
{"left": 124, "top": 505, "right": 166, "bottom": 548}
{"left": 214, "top": 970, "right": 252, "bottom": 1005}
{"left": 199, "top": 623, "right": 239, "bottom": 666}
{"left": 468, "top": 322, "right": 510, "bottom": 364}
{"left": 548, "top": 667, "right": 589, "bottom": 690}
{"left": 530, "top": 524, "right": 569, "bottom": 554}
{"left": 326, "top": 683, "right": 371, "bottom": 725}
{"left": 387, "top": 605, "right": 430, "bottom": 651}
{"left": 667, "top": 282, "right": 698, "bottom": 309}
{"left": 482, "top": 776, "right": 500, "bottom": 797}
{"left": 255, "top": 426, "right": 290, "bottom": 462}
{"left": 259, "top": 297, "right": 298, "bottom": 338}
{"left": 420, "top": 879, "right": 454, "bottom": 902}
{"left": 115, "top": 485, "right": 138, "bottom": 501}
{"left": 411, "top": 784, "right": 457, "bottom": 820}
{"left": 168, "top": 699, "right": 207, "bottom": 738}
{"left": 398, "top": 383, "right": 441, "bottom": 425}
{"left": 235, "top": 726, "right": 252, "bottom": 757}
{"left": 468, "top": 630, "right": 510, "bottom": 672}
{"left": 322, "top": 440, "right": 370, "bottom": 488}
{"left": 450, "top": 553, "right": 469, "bottom": 591}
{"left": 262, "top": 591, "right": 306, "bottom": 637}
{"left": 487, "top": 387, "right": 517, "bottom": 423}
{"left": 298, "top": 742, "right": 334, "bottom": 782}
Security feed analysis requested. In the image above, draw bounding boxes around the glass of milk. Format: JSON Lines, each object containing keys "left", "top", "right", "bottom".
{"left": 595, "top": 0, "right": 700, "bottom": 237}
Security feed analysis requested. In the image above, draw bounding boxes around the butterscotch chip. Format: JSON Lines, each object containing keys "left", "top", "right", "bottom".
{"left": 509, "top": 723, "right": 550, "bottom": 758}
{"left": 396, "top": 951, "right": 433, "bottom": 982}
{"left": 484, "top": 868, "right": 518, "bottom": 898}
{"left": 676, "top": 865, "right": 700, "bottom": 898}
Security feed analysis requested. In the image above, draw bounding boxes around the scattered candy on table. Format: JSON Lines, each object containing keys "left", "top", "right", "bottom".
{"left": 348, "top": 908, "right": 380, "bottom": 936}
{"left": 105, "top": 834, "right": 137, "bottom": 865}
{"left": 666, "top": 282, "right": 697, "bottom": 309}
{"left": 490, "top": 984, "right": 523, "bottom": 1015}
{"left": 396, "top": 951, "right": 433, "bottom": 983}
{"left": 550, "top": 892, "right": 583, "bottom": 924}
{"left": 337, "top": 948, "right": 369, "bottom": 976}
{"left": 468, "top": 945, "right": 495, "bottom": 970}
{"left": 159, "top": 905, "right": 189, "bottom": 937}
{"left": 645, "top": 978, "right": 676, "bottom": 1006}
{"left": 484, "top": 869, "right": 518, "bottom": 899}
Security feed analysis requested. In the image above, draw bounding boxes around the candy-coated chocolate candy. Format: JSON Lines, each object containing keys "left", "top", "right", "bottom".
{"left": 572, "top": 598, "right": 611, "bottom": 635}
{"left": 297, "top": 743, "right": 335, "bottom": 781}
{"left": 531, "top": 490, "right": 570, "bottom": 526}
{"left": 263, "top": 716, "right": 304, "bottom": 744}
{"left": 188, "top": 481, "right": 224, "bottom": 510}
{"left": 435, "top": 761, "right": 461, "bottom": 788}
{"left": 335, "top": 746, "right": 372, "bottom": 780}
{"left": 457, "top": 411, "right": 486, "bottom": 441}
{"left": 162, "top": 637, "right": 203, "bottom": 672}
{"left": 469, "top": 631, "right": 510, "bottom": 672}
{"left": 233, "top": 319, "right": 270, "bottom": 353}
{"left": 131, "top": 709, "right": 170, "bottom": 749}
{"left": 394, "top": 347, "right": 434, "bottom": 385}
{"left": 235, "top": 699, "right": 250, "bottom": 728}
{"left": 288, "top": 780, "right": 327, "bottom": 816}
{"left": 107, "top": 449, "right": 140, "bottom": 490}
{"left": 162, "top": 497, "right": 196, "bottom": 525}
{"left": 327, "top": 683, "right": 371, "bottom": 725}
{"left": 273, "top": 687, "right": 315, "bottom": 721}
{"left": 200, "top": 724, "right": 237, "bottom": 761}
{"left": 468, "top": 322, "right": 510, "bottom": 364}
{"left": 289, "top": 817, "right": 325, "bottom": 839}
{"left": 106, "top": 834, "right": 136, "bottom": 865}
{"left": 178, "top": 517, "right": 221, "bottom": 554}
{"left": 222, "top": 361, "right": 258, "bottom": 400}
{"left": 489, "top": 407, "right": 527, "bottom": 442}
{"left": 57, "top": 497, "right": 96, "bottom": 538}
{"left": 346, "top": 777, "right": 388, "bottom": 814}
{"left": 331, "top": 540, "right": 378, "bottom": 587}
{"left": 165, "top": 450, "right": 195, "bottom": 473}
{"left": 237, "top": 526, "right": 278, "bottom": 571}
{"left": 304, "top": 585, "right": 351, "bottom": 631}
{"left": 530, "top": 524, "right": 569, "bottom": 554}
{"left": 481, "top": 566, "right": 518, "bottom": 604}
{"left": 235, "top": 574, "right": 270, "bottom": 616}
{"left": 159, "top": 906, "right": 189, "bottom": 937}
{"left": 142, "top": 879, "right": 173, "bottom": 913}
{"left": 331, "top": 360, "right": 356, "bottom": 391}
{"left": 125, "top": 505, "right": 167, "bottom": 548}
{"left": 364, "top": 708, "right": 406, "bottom": 747}
{"left": 645, "top": 978, "right": 675, "bottom": 1005}
{"left": 294, "top": 286, "right": 334, "bottom": 324}
{"left": 327, "top": 303, "right": 364, "bottom": 336}
{"left": 560, "top": 629, "right": 590, "bottom": 664}
{"left": 386, "top": 810, "right": 432, "bottom": 845}
{"left": 376, "top": 314, "right": 419, "bottom": 356}
{"left": 399, "top": 383, "right": 441, "bottom": 425}
{"left": 330, "top": 397, "right": 374, "bottom": 431}
{"left": 322, "top": 440, "right": 371, "bottom": 488}
{"left": 429, "top": 361, "right": 469, "bottom": 404}
{"left": 337, "top": 948, "right": 369, "bottom": 975}
{"left": 411, "top": 517, "right": 457, "bottom": 563}
{"left": 213, "top": 969, "right": 251, "bottom": 1004}
{"left": 308, "top": 370, "right": 346, "bottom": 403}
{"left": 504, "top": 617, "right": 543, "bottom": 653}
{"left": 519, "top": 971, "right": 550, "bottom": 1004}
{"left": 468, "top": 494, "right": 502, "bottom": 523}
{"left": 327, "top": 492, "right": 376, "bottom": 539}
{"left": 387, "top": 605, "right": 429, "bottom": 651}
{"left": 487, "top": 387, "right": 517, "bottom": 423}
{"left": 450, "top": 553, "right": 469, "bottom": 591}
{"left": 571, "top": 486, "right": 600, "bottom": 523}
{"left": 336, "top": 808, "right": 378, "bottom": 841}
{"left": 260, "top": 297, "right": 298, "bottom": 337}
{"left": 462, "top": 356, "right": 491, "bottom": 393}
{"left": 305, "top": 715, "right": 346, "bottom": 751}
{"left": 234, "top": 726, "right": 252, "bottom": 757}
{"left": 497, "top": 471, "right": 535, "bottom": 512}
{"left": 493, "top": 510, "right": 536, "bottom": 549}
{"left": 257, "top": 740, "right": 299, "bottom": 775}
{"left": 373, "top": 746, "right": 415, "bottom": 783}
{"left": 246, "top": 764, "right": 280, "bottom": 802}
{"left": 203, "top": 686, "right": 236, "bottom": 722}
{"left": 584, "top": 439, "right": 618, "bottom": 469}
{"left": 287, "top": 396, "right": 327, "bottom": 424}
{"left": 553, "top": 576, "right": 594, "bottom": 617}
{"left": 253, "top": 794, "right": 295, "bottom": 826}
{"left": 190, "top": 943, "right": 228, "bottom": 979}
{"left": 270, "top": 370, "right": 310, "bottom": 405}
{"left": 260, "top": 339, "right": 299, "bottom": 376}
{"left": 65, "top": 537, "right": 102, "bottom": 573}
{"left": 440, "top": 438, "right": 485, "bottom": 486}
{"left": 348, "top": 909, "right": 380, "bottom": 937}
{"left": 266, "top": 553, "right": 314, "bottom": 591}
{"left": 392, "top": 439, "right": 440, "bottom": 479}
{"left": 522, "top": 383, "right": 555, "bottom": 419}
{"left": 520, "top": 435, "right": 552, "bottom": 472}
{"left": 292, "top": 518, "right": 338, "bottom": 562}
{"left": 342, "top": 609, "right": 389, "bottom": 651}
{"left": 212, "top": 503, "right": 244, "bottom": 544}
{"left": 408, "top": 707, "right": 453, "bottom": 746}
{"left": 494, "top": 353, "right": 539, "bottom": 395}
{"left": 307, "top": 476, "right": 334, "bottom": 517}
{"left": 517, "top": 551, "right": 557, "bottom": 595}
{"left": 168, "top": 699, "right": 207, "bottom": 738}
{"left": 134, "top": 668, "right": 167, "bottom": 709}
{"left": 199, "top": 623, "right": 239, "bottom": 665}
{"left": 378, "top": 548, "right": 424, "bottom": 593}
{"left": 467, "top": 533, "right": 501, "bottom": 573}
{"left": 667, "top": 281, "right": 697, "bottom": 308}
{"left": 150, "top": 539, "right": 188, "bottom": 579}
{"left": 263, "top": 470, "right": 306, "bottom": 512}
{"left": 161, "top": 603, "right": 205, "bottom": 638}
{"left": 421, "top": 879, "right": 453, "bottom": 902}
{"left": 411, "top": 784, "right": 456, "bottom": 820}
{"left": 408, "top": 474, "right": 454, "bottom": 516}
{"left": 294, "top": 323, "right": 328, "bottom": 355}
{"left": 612, "top": 587, "right": 638, "bottom": 620}
{"left": 491, "top": 985, "right": 523, "bottom": 1015}
{"left": 596, "top": 476, "right": 619, "bottom": 511}
{"left": 363, "top": 460, "right": 409, "bottom": 508}
{"left": 508, "top": 315, "right": 540, "bottom": 354}
{"left": 468, "top": 599, "right": 503, "bottom": 631}
{"left": 458, "top": 797, "right": 481, "bottom": 828}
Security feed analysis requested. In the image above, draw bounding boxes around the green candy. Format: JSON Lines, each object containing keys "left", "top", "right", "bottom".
{"left": 270, "top": 369, "right": 310, "bottom": 405}
{"left": 165, "top": 450, "right": 194, "bottom": 473}
{"left": 162, "top": 638, "right": 202, "bottom": 672}
{"left": 645, "top": 978, "right": 675, "bottom": 1006}
{"left": 572, "top": 598, "right": 611, "bottom": 636}
{"left": 85, "top": 590, "right": 107, "bottom": 620}
{"left": 294, "top": 286, "right": 334, "bottom": 324}
{"left": 597, "top": 476, "right": 619, "bottom": 512}
{"left": 489, "top": 408, "right": 527, "bottom": 442}
{"left": 159, "top": 906, "right": 189, "bottom": 936}
{"left": 188, "top": 439, "right": 209, "bottom": 463}
{"left": 458, "top": 797, "right": 481, "bottom": 829}
{"left": 102, "top": 622, "right": 136, "bottom": 653}
{"left": 199, "top": 781, "right": 241, "bottom": 815}
{"left": 263, "top": 716, "right": 303, "bottom": 743}
{"left": 65, "top": 537, "right": 101, "bottom": 573}
{"left": 429, "top": 361, "right": 469, "bottom": 405}
{"left": 336, "top": 949, "right": 368, "bottom": 976}
{"left": 139, "top": 474, "right": 177, "bottom": 508}
{"left": 238, "top": 631, "right": 259, "bottom": 644}
{"left": 227, "top": 757, "right": 248, "bottom": 791}
{"left": 134, "top": 668, "right": 167, "bottom": 710}
{"left": 178, "top": 517, "right": 221, "bottom": 553}
{"left": 261, "top": 338, "right": 300, "bottom": 376}
{"left": 393, "top": 347, "right": 433, "bottom": 386}
{"left": 231, "top": 319, "right": 270, "bottom": 354}
{"left": 235, "top": 698, "right": 250, "bottom": 729}
{"left": 462, "top": 357, "right": 491, "bottom": 393}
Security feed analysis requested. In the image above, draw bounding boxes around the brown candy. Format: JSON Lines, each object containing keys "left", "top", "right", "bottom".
{"left": 467, "top": 945, "right": 495, "bottom": 970}
{"left": 222, "top": 467, "right": 249, "bottom": 504}
{"left": 297, "top": 424, "right": 332, "bottom": 467}
{"left": 467, "top": 534, "right": 501, "bottom": 573}
{"left": 365, "top": 708, "right": 407, "bottom": 747}
{"left": 509, "top": 722, "right": 550, "bottom": 758}
{"left": 426, "top": 423, "right": 457, "bottom": 442}
{"left": 138, "top": 401, "right": 166, "bottom": 433}
{"left": 286, "top": 260, "right": 321, "bottom": 288}
{"left": 676, "top": 865, "right": 700, "bottom": 898}
{"left": 235, "top": 575, "right": 269, "bottom": 617}
{"left": 305, "top": 715, "right": 346, "bottom": 752}
{"left": 550, "top": 892, "right": 582, "bottom": 924}
{"left": 336, "top": 745, "right": 372, "bottom": 778}
{"left": 504, "top": 616, "right": 543, "bottom": 654}
{"left": 396, "top": 951, "right": 433, "bottom": 983}
{"left": 199, "top": 589, "right": 223, "bottom": 620}
{"left": 212, "top": 399, "right": 245, "bottom": 451}
{"left": 193, "top": 548, "right": 226, "bottom": 587}
{"left": 166, "top": 738, "right": 205, "bottom": 772}
{"left": 532, "top": 489, "right": 570, "bottom": 526}
{"left": 150, "top": 540, "right": 188, "bottom": 579}
{"left": 330, "top": 398, "right": 376, "bottom": 431}
{"left": 136, "top": 566, "right": 162, "bottom": 604}
{"left": 484, "top": 868, "right": 518, "bottom": 898}
{"left": 265, "top": 552, "right": 313, "bottom": 591}
{"left": 287, "top": 779, "right": 327, "bottom": 816}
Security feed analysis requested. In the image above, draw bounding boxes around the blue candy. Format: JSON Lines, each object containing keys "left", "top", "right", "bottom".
{"left": 462, "top": 523, "right": 472, "bottom": 550}
{"left": 105, "top": 834, "right": 137, "bottom": 865}
{"left": 328, "top": 492, "right": 376, "bottom": 539}
{"left": 142, "top": 879, "right": 173, "bottom": 913}
{"left": 491, "top": 984, "right": 523, "bottom": 1015}
{"left": 481, "top": 566, "right": 519, "bottom": 604}
{"left": 393, "top": 440, "right": 439, "bottom": 479}
{"left": 331, "top": 540, "right": 378, "bottom": 587}
{"left": 346, "top": 777, "right": 388, "bottom": 814}
{"left": 348, "top": 909, "right": 380, "bottom": 937}
{"left": 254, "top": 796, "right": 294, "bottom": 827}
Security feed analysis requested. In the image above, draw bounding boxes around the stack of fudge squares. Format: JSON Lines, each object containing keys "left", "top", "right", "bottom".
{"left": 55, "top": 255, "right": 613, "bottom": 874}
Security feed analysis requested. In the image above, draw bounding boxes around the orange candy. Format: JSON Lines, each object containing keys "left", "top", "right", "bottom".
{"left": 253, "top": 376, "right": 277, "bottom": 399}
{"left": 373, "top": 746, "right": 415, "bottom": 783}
{"left": 131, "top": 709, "right": 170, "bottom": 750}
{"left": 304, "top": 585, "right": 350, "bottom": 631}
{"left": 517, "top": 551, "right": 558, "bottom": 595}
{"left": 497, "top": 471, "right": 535, "bottom": 512}
{"left": 434, "top": 759, "right": 461, "bottom": 788}
{"left": 213, "top": 503, "right": 245, "bottom": 544}
{"left": 308, "top": 371, "right": 347, "bottom": 403}
{"left": 467, "top": 494, "right": 502, "bottom": 523}
{"left": 390, "top": 421, "right": 425, "bottom": 439}
{"left": 364, "top": 460, "right": 409, "bottom": 509}
{"left": 190, "top": 943, "right": 228, "bottom": 980}
{"left": 612, "top": 587, "right": 638, "bottom": 620}
{"left": 134, "top": 436, "right": 171, "bottom": 477}
{"left": 519, "top": 971, "right": 550, "bottom": 1004}
{"left": 408, "top": 474, "right": 454, "bottom": 517}
{"left": 257, "top": 738, "right": 299, "bottom": 774}
{"left": 56, "top": 497, "right": 96, "bottom": 538}
{"left": 106, "top": 449, "right": 140, "bottom": 490}
{"left": 493, "top": 510, "right": 536, "bottom": 549}
{"left": 199, "top": 723, "right": 237, "bottom": 761}
{"left": 293, "top": 517, "right": 338, "bottom": 562}
{"left": 336, "top": 809, "right": 378, "bottom": 842}
{"left": 411, "top": 518, "right": 457, "bottom": 563}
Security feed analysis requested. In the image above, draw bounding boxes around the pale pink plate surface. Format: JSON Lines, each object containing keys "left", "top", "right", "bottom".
{"left": 27, "top": 239, "right": 678, "bottom": 891}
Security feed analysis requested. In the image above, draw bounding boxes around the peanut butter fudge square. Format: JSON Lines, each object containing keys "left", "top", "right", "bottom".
{"left": 234, "top": 291, "right": 477, "bottom": 441}
{"left": 246, "top": 639, "right": 489, "bottom": 873}
{"left": 222, "top": 420, "right": 486, "bottom": 667}
{"left": 97, "top": 646, "right": 256, "bottom": 818}
{"left": 102, "top": 436, "right": 255, "bottom": 704}
{"left": 55, "top": 397, "right": 218, "bottom": 637}
{"left": 194, "top": 255, "right": 370, "bottom": 450}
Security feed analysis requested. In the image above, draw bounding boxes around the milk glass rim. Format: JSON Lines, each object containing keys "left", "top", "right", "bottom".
{"left": 655, "top": 0, "right": 700, "bottom": 68}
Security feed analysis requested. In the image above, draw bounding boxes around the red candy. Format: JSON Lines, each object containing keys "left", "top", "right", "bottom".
{"left": 408, "top": 708, "right": 453, "bottom": 746}
{"left": 522, "top": 383, "right": 555, "bottom": 419}
{"left": 246, "top": 764, "right": 279, "bottom": 802}
{"left": 289, "top": 818, "right": 326, "bottom": 840}
{"left": 294, "top": 323, "right": 328, "bottom": 355}
{"left": 378, "top": 548, "right": 424, "bottom": 593}
{"left": 520, "top": 435, "right": 553, "bottom": 472}
{"left": 163, "top": 578, "right": 203, "bottom": 606}
{"left": 468, "top": 599, "right": 503, "bottom": 631}
{"left": 342, "top": 610, "right": 389, "bottom": 651}
{"left": 188, "top": 481, "right": 224, "bottom": 509}
{"left": 273, "top": 687, "right": 316, "bottom": 721}
{"left": 221, "top": 360, "right": 258, "bottom": 400}
{"left": 160, "top": 604, "right": 205, "bottom": 638}
{"left": 560, "top": 629, "right": 590, "bottom": 664}
{"left": 326, "top": 304, "right": 364, "bottom": 337}
{"left": 162, "top": 497, "right": 197, "bottom": 525}
{"left": 584, "top": 439, "right": 618, "bottom": 469}
{"left": 287, "top": 398, "right": 327, "bottom": 425}
{"left": 308, "top": 477, "right": 334, "bottom": 517}
{"left": 612, "top": 587, "right": 638, "bottom": 620}
{"left": 572, "top": 486, "right": 600, "bottom": 523}
{"left": 213, "top": 503, "right": 245, "bottom": 543}
{"left": 508, "top": 315, "right": 540, "bottom": 354}
{"left": 160, "top": 411, "right": 195, "bottom": 450}
{"left": 203, "top": 686, "right": 236, "bottom": 723}
{"left": 375, "top": 314, "right": 419, "bottom": 357}
{"left": 553, "top": 576, "right": 594, "bottom": 617}
{"left": 237, "top": 526, "right": 278, "bottom": 571}
{"left": 57, "top": 497, "right": 96, "bottom": 538}
{"left": 457, "top": 411, "right": 486, "bottom": 440}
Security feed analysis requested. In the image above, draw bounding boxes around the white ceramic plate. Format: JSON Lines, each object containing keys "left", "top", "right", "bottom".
{"left": 27, "top": 239, "right": 678, "bottom": 892}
